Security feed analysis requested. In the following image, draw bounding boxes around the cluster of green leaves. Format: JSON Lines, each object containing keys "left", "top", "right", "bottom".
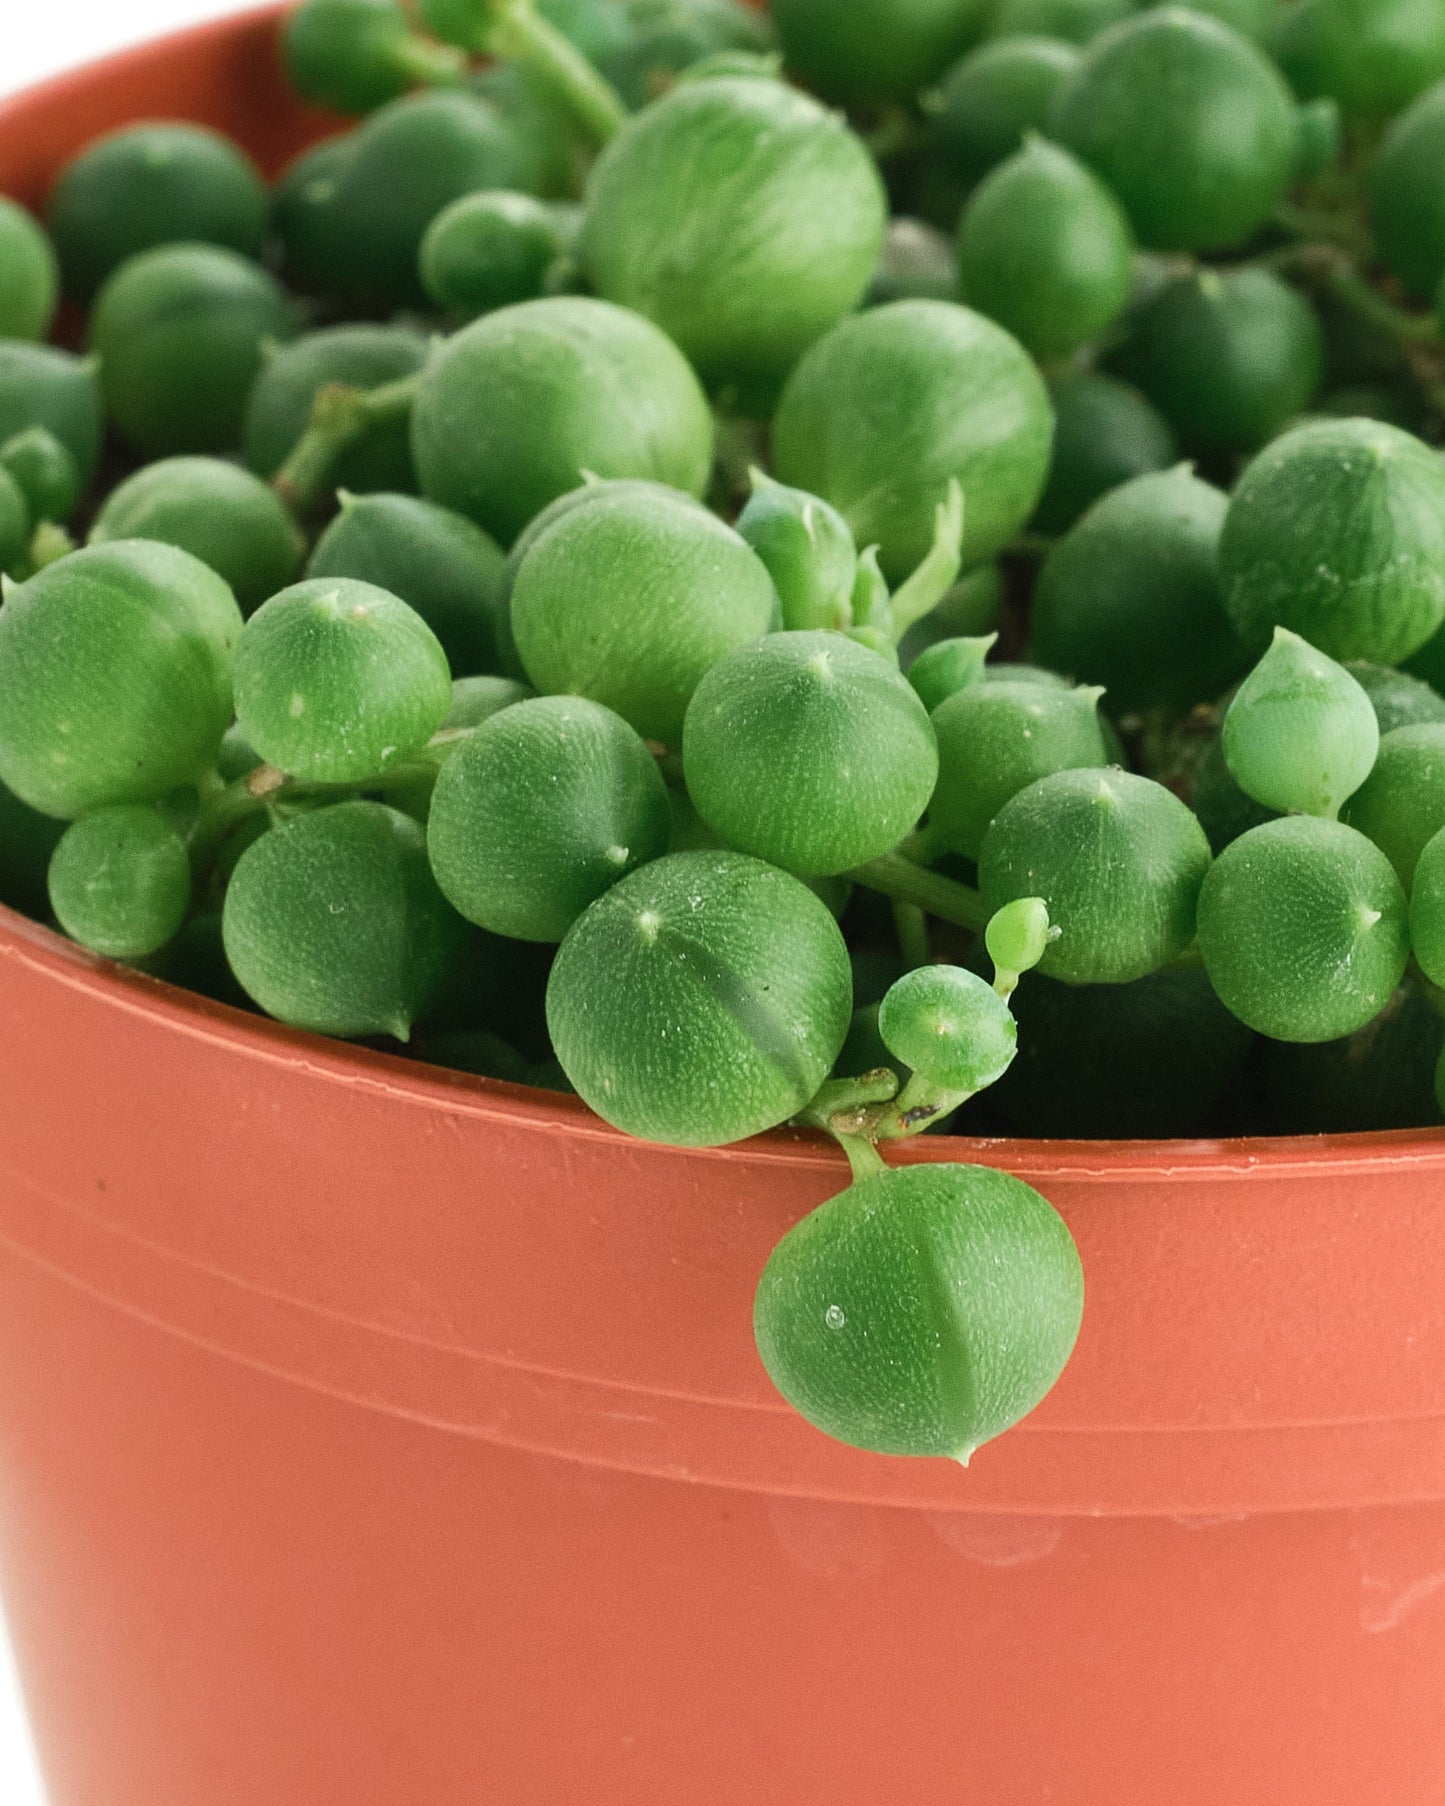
{"left": 8, "top": 0, "right": 1445, "bottom": 1466}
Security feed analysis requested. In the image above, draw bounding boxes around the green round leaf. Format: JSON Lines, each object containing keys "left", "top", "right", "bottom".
{"left": 546, "top": 850, "right": 853, "bottom": 1147}
{"left": 233, "top": 577, "right": 452, "bottom": 784}
{"left": 427, "top": 694, "right": 671, "bottom": 941}
{"left": 754, "top": 1163, "right": 1083, "bottom": 1460}
{"left": 1200, "top": 816, "right": 1409, "bottom": 1041}
{"left": 683, "top": 631, "right": 939, "bottom": 876}
{"left": 411, "top": 296, "right": 715, "bottom": 546}
{"left": 773, "top": 300, "right": 1054, "bottom": 580}
{"left": 980, "top": 768, "right": 1212, "bottom": 984}
{"left": 1219, "top": 416, "right": 1445, "bottom": 664}
{"left": 222, "top": 799, "right": 467, "bottom": 1040}
{"left": 48, "top": 804, "right": 191, "bottom": 960}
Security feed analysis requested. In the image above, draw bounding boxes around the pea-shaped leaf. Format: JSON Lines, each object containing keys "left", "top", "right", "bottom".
{"left": 957, "top": 137, "right": 1135, "bottom": 362}
{"left": 428, "top": 695, "right": 671, "bottom": 942}
{"left": 0, "top": 541, "right": 242, "bottom": 820}
{"left": 244, "top": 324, "right": 430, "bottom": 497}
{"left": 683, "top": 631, "right": 939, "bottom": 877}
{"left": 928, "top": 679, "right": 1109, "bottom": 861}
{"left": 772, "top": 0, "right": 984, "bottom": 107}
{"left": 980, "top": 769, "right": 1213, "bottom": 985}
{"left": 314, "top": 91, "right": 542, "bottom": 309}
{"left": 420, "top": 190, "right": 570, "bottom": 318}
{"left": 754, "top": 1163, "right": 1084, "bottom": 1461}
{"left": 1200, "top": 816, "right": 1409, "bottom": 1042}
{"left": 510, "top": 482, "right": 774, "bottom": 745}
{"left": 0, "top": 197, "right": 57, "bottom": 343}
{"left": 1344, "top": 723, "right": 1445, "bottom": 887}
{"left": 1032, "top": 370, "right": 1177, "bottom": 536}
{"left": 546, "top": 850, "right": 853, "bottom": 1147}
{"left": 1223, "top": 627, "right": 1379, "bottom": 820}
{"left": 89, "top": 244, "right": 298, "bottom": 458}
{"left": 580, "top": 76, "right": 887, "bottom": 398}
{"left": 46, "top": 121, "right": 268, "bottom": 303}
{"left": 1407, "top": 824, "right": 1445, "bottom": 989}
{"left": 1219, "top": 417, "right": 1445, "bottom": 665}
{"left": 1054, "top": 10, "right": 1300, "bottom": 253}
{"left": 411, "top": 297, "right": 715, "bottom": 547}
{"left": 307, "top": 491, "right": 508, "bottom": 678}
{"left": 736, "top": 470, "right": 858, "bottom": 633}
{"left": 0, "top": 344, "right": 103, "bottom": 489}
{"left": 906, "top": 633, "right": 996, "bottom": 714}
{"left": 234, "top": 577, "right": 452, "bottom": 784}
{"left": 222, "top": 799, "right": 467, "bottom": 1041}
{"left": 926, "top": 37, "right": 1083, "bottom": 187}
{"left": 284, "top": 0, "right": 462, "bottom": 117}
{"left": 1109, "top": 266, "right": 1323, "bottom": 460}
{"left": 877, "top": 965, "right": 1018, "bottom": 1092}
{"left": 47, "top": 804, "right": 191, "bottom": 960}
{"left": 1030, "top": 465, "right": 1245, "bottom": 716}
{"left": 985, "top": 896, "right": 1053, "bottom": 993}
{"left": 90, "top": 457, "right": 306, "bottom": 613}
{"left": 773, "top": 300, "right": 1053, "bottom": 580}
{"left": 0, "top": 426, "right": 82, "bottom": 527}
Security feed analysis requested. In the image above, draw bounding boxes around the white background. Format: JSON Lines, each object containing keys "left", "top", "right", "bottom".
{"left": 7, "top": 2, "right": 257, "bottom": 97}
{"left": 4, "top": 12, "right": 262, "bottom": 1801}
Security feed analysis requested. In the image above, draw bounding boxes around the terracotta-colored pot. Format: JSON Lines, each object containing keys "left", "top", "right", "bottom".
{"left": 2, "top": 12, "right": 1445, "bottom": 1803}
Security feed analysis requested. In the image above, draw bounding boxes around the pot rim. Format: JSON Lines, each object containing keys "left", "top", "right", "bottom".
{"left": 5, "top": 897, "right": 1442, "bottom": 1179}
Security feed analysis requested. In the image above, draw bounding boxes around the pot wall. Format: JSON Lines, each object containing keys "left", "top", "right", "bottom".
{"left": 1, "top": 12, "right": 1445, "bottom": 1803}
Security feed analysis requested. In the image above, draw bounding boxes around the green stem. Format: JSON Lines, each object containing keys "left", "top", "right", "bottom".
{"left": 1326, "top": 265, "right": 1438, "bottom": 346}
{"left": 1273, "top": 201, "right": 1370, "bottom": 258}
{"left": 1266, "top": 242, "right": 1439, "bottom": 346}
{"left": 796, "top": 1068, "right": 901, "bottom": 1133}
{"left": 890, "top": 478, "right": 964, "bottom": 640}
{"left": 25, "top": 520, "right": 74, "bottom": 573}
{"left": 187, "top": 733, "right": 471, "bottom": 868}
{"left": 862, "top": 109, "right": 920, "bottom": 165}
{"left": 835, "top": 1131, "right": 888, "bottom": 1182}
{"left": 186, "top": 768, "right": 269, "bottom": 871}
{"left": 393, "top": 33, "right": 470, "bottom": 89}
{"left": 481, "top": 0, "right": 629, "bottom": 142}
{"left": 271, "top": 376, "right": 421, "bottom": 515}
{"left": 872, "top": 1071, "right": 975, "bottom": 1143}
{"left": 892, "top": 900, "right": 931, "bottom": 970}
{"left": 849, "top": 850, "right": 990, "bottom": 934}
{"left": 795, "top": 1072, "right": 898, "bottom": 1177}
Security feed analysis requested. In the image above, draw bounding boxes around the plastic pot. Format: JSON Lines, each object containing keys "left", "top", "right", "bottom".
{"left": 3, "top": 11, "right": 1445, "bottom": 1804}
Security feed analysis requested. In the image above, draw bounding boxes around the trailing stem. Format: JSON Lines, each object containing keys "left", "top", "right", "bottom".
{"left": 1265, "top": 241, "right": 1439, "bottom": 348}
{"left": 393, "top": 33, "right": 471, "bottom": 90}
{"left": 892, "top": 900, "right": 931, "bottom": 970}
{"left": 187, "top": 730, "right": 473, "bottom": 869}
{"left": 270, "top": 375, "right": 421, "bottom": 515}
{"left": 848, "top": 848, "right": 990, "bottom": 933}
{"left": 450, "top": 0, "right": 629, "bottom": 142}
